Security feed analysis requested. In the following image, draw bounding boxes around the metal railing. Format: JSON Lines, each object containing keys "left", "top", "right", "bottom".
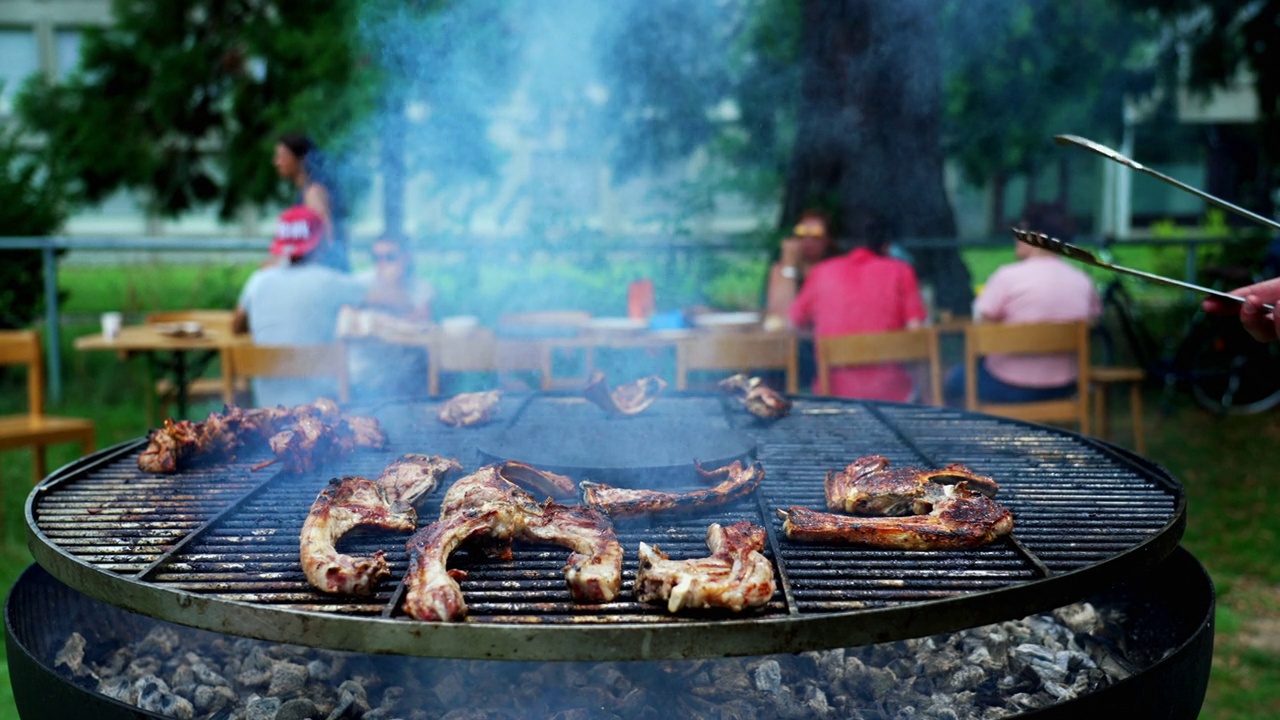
{"left": 0, "top": 233, "right": 1257, "bottom": 403}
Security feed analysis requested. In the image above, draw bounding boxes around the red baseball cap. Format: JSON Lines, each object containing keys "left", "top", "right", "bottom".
{"left": 269, "top": 206, "right": 325, "bottom": 258}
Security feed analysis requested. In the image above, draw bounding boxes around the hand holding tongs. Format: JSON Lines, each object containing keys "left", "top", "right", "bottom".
{"left": 1011, "top": 228, "right": 1275, "bottom": 312}
{"left": 1054, "top": 134, "right": 1280, "bottom": 233}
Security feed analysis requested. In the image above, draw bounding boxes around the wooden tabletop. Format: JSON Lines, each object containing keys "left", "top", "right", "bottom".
{"left": 75, "top": 325, "right": 252, "bottom": 353}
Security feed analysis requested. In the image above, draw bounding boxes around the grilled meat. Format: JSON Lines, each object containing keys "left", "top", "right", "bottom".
{"left": 300, "top": 454, "right": 460, "bottom": 596}
{"left": 137, "top": 400, "right": 386, "bottom": 474}
{"left": 404, "top": 462, "right": 623, "bottom": 621}
{"left": 718, "top": 374, "right": 792, "bottom": 419}
{"left": 825, "top": 455, "right": 999, "bottom": 515}
{"left": 583, "top": 371, "right": 667, "bottom": 415}
{"left": 780, "top": 481, "right": 1014, "bottom": 550}
{"left": 437, "top": 390, "right": 502, "bottom": 427}
{"left": 635, "top": 521, "right": 776, "bottom": 612}
{"left": 580, "top": 460, "right": 764, "bottom": 518}
{"left": 497, "top": 460, "right": 577, "bottom": 500}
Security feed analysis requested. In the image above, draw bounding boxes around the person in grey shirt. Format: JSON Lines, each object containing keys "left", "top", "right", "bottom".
{"left": 233, "top": 206, "right": 366, "bottom": 407}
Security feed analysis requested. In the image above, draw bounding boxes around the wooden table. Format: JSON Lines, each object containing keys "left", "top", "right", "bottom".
{"left": 75, "top": 325, "right": 251, "bottom": 418}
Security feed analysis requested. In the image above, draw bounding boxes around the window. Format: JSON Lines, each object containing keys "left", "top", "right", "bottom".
{"left": 55, "top": 29, "right": 83, "bottom": 81}
{"left": 0, "top": 28, "right": 39, "bottom": 114}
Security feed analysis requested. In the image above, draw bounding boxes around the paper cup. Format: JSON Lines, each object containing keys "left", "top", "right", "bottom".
{"left": 101, "top": 312, "right": 123, "bottom": 340}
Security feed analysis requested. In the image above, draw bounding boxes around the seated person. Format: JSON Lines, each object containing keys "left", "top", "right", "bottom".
{"left": 233, "top": 206, "right": 366, "bottom": 407}
{"left": 945, "top": 203, "right": 1101, "bottom": 404}
{"left": 346, "top": 235, "right": 435, "bottom": 399}
{"left": 788, "top": 212, "right": 927, "bottom": 402}
{"left": 763, "top": 209, "right": 841, "bottom": 390}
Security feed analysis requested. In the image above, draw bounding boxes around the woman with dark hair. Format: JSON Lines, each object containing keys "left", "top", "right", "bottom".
{"left": 273, "top": 133, "right": 349, "bottom": 271}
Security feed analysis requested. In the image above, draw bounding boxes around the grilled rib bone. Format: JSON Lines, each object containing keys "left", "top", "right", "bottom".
{"left": 825, "top": 455, "right": 999, "bottom": 515}
{"left": 300, "top": 454, "right": 460, "bottom": 595}
{"left": 636, "top": 521, "right": 776, "bottom": 612}
{"left": 580, "top": 459, "right": 764, "bottom": 518}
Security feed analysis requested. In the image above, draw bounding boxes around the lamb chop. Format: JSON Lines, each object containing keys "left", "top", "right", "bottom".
{"left": 580, "top": 459, "right": 764, "bottom": 518}
{"left": 718, "top": 374, "right": 792, "bottom": 419}
{"left": 825, "top": 455, "right": 1000, "bottom": 515}
{"left": 403, "top": 463, "right": 622, "bottom": 621}
{"left": 635, "top": 521, "right": 776, "bottom": 613}
{"left": 300, "top": 454, "right": 461, "bottom": 596}
{"left": 497, "top": 460, "right": 578, "bottom": 500}
{"left": 437, "top": 390, "right": 502, "bottom": 427}
{"left": 779, "top": 481, "right": 1014, "bottom": 550}
{"left": 583, "top": 371, "right": 667, "bottom": 415}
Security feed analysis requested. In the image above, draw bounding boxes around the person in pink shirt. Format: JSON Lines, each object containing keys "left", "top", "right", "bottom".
{"left": 789, "top": 213, "right": 928, "bottom": 401}
{"left": 945, "top": 203, "right": 1102, "bottom": 404}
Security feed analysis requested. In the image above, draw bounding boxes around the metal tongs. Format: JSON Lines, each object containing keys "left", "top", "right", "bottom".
{"left": 1054, "top": 134, "right": 1280, "bottom": 233}
{"left": 1012, "top": 228, "right": 1275, "bottom": 312}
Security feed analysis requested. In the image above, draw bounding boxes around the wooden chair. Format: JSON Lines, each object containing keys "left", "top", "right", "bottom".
{"left": 1091, "top": 365, "right": 1146, "bottom": 453}
{"left": 144, "top": 310, "right": 245, "bottom": 418}
{"left": 815, "top": 327, "right": 942, "bottom": 404}
{"left": 0, "top": 330, "right": 96, "bottom": 483}
{"left": 496, "top": 312, "right": 593, "bottom": 390}
{"left": 676, "top": 332, "right": 798, "bottom": 393}
{"left": 222, "top": 344, "right": 350, "bottom": 405}
{"left": 963, "top": 320, "right": 1091, "bottom": 432}
{"left": 429, "top": 329, "right": 497, "bottom": 396}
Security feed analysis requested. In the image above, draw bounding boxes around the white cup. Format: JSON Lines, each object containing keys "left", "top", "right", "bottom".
{"left": 101, "top": 312, "right": 123, "bottom": 340}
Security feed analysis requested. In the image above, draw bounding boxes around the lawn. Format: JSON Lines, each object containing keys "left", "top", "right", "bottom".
{"left": 1, "top": 253, "right": 1277, "bottom": 718}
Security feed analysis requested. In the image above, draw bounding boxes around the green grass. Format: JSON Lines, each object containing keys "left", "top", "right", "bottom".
{"left": 2, "top": 256, "right": 1278, "bottom": 718}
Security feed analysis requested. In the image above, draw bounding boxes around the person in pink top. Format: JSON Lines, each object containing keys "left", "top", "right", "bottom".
{"left": 789, "top": 213, "right": 928, "bottom": 401}
{"left": 945, "top": 203, "right": 1102, "bottom": 404}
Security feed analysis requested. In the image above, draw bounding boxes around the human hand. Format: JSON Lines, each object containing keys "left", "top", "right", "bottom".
{"left": 1201, "top": 276, "right": 1280, "bottom": 342}
{"left": 780, "top": 238, "right": 803, "bottom": 268}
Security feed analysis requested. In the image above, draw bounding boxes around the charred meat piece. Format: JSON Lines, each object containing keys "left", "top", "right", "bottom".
{"left": 636, "top": 521, "right": 776, "bottom": 613}
{"left": 583, "top": 371, "right": 667, "bottom": 415}
{"left": 404, "top": 462, "right": 623, "bottom": 621}
{"left": 825, "top": 455, "right": 1000, "bottom": 515}
{"left": 437, "top": 390, "right": 502, "bottom": 427}
{"left": 718, "top": 374, "right": 792, "bottom": 419}
{"left": 300, "top": 454, "right": 460, "bottom": 596}
{"left": 138, "top": 419, "right": 203, "bottom": 473}
{"left": 580, "top": 460, "right": 764, "bottom": 518}
{"left": 780, "top": 481, "right": 1014, "bottom": 550}
{"left": 498, "top": 460, "right": 577, "bottom": 500}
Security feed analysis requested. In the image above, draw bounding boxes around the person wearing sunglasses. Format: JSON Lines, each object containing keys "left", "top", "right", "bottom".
{"left": 344, "top": 235, "right": 435, "bottom": 399}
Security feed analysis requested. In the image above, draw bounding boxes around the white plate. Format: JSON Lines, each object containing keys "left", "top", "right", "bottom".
{"left": 692, "top": 312, "right": 762, "bottom": 328}
{"left": 440, "top": 316, "right": 480, "bottom": 334}
{"left": 587, "top": 317, "right": 647, "bottom": 333}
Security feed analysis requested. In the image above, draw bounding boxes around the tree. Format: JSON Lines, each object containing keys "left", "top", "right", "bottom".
{"left": 942, "top": 1, "right": 1158, "bottom": 229}
{"left": 1116, "top": 0, "right": 1280, "bottom": 220}
{"left": 16, "top": 1, "right": 370, "bottom": 221}
{"left": 0, "top": 115, "right": 67, "bottom": 328}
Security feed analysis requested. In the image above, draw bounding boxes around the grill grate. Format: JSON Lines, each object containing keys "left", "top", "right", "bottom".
{"left": 27, "top": 395, "right": 1184, "bottom": 660}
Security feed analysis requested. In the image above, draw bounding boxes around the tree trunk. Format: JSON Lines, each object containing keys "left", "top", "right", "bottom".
{"left": 781, "top": 0, "right": 972, "bottom": 315}
{"left": 990, "top": 171, "right": 1006, "bottom": 234}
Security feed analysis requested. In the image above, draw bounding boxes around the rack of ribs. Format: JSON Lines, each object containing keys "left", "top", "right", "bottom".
{"left": 635, "top": 521, "right": 776, "bottom": 612}
{"left": 299, "top": 454, "right": 461, "bottom": 596}
{"left": 403, "top": 462, "right": 623, "bottom": 622}
{"left": 580, "top": 459, "right": 764, "bottom": 518}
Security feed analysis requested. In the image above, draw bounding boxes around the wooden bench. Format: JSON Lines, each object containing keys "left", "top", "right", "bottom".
{"left": 0, "top": 330, "right": 96, "bottom": 484}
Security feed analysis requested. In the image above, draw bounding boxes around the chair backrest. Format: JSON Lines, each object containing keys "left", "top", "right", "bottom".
{"left": 428, "top": 329, "right": 498, "bottom": 396}
{"left": 0, "top": 330, "right": 44, "bottom": 416}
{"left": 223, "top": 344, "right": 349, "bottom": 404}
{"left": 145, "top": 310, "right": 239, "bottom": 336}
{"left": 815, "top": 327, "right": 942, "bottom": 404}
{"left": 497, "top": 311, "right": 591, "bottom": 329}
{"left": 676, "top": 332, "right": 798, "bottom": 393}
{"left": 963, "top": 320, "right": 1090, "bottom": 431}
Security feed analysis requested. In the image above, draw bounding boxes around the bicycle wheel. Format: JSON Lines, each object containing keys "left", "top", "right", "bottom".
{"left": 1180, "top": 316, "right": 1280, "bottom": 414}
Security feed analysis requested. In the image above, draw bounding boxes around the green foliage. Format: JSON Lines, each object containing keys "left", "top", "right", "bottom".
{"left": 0, "top": 108, "right": 67, "bottom": 328}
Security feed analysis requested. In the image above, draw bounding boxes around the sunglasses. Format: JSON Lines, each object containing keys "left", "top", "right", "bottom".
{"left": 793, "top": 224, "right": 827, "bottom": 238}
{"left": 372, "top": 251, "right": 402, "bottom": 262}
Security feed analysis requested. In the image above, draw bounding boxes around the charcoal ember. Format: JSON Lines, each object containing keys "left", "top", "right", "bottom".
{"left": 137, "top": 626, "right": 182, "bottom": 656}
{"left": 921, "top": 700, "right": 962, "bottom": 720}
{"left": 267, "top": 660, "right": 309, "bottom": 696}
{"left": 135, "top": 674, "right": 194, "bottom": 720}
{"left": 193, "top": 684, "right": 237, "bottom": 714}
{"left": 126, "top": 655, "right": 162, "bottom": 681}
{"left": 378, "top": 685, "right": 406, "bottom": 710}
{"left": 946, "top": 664, "right": 988, "bottom": 693}
{"left": 441, "top": 710, "right": 513, "bottom": 720}
{"left": 237, "top": 647, "right": 274, "bottom": 687}
{"left": 594, "top": 665, "right": 631, "bottom": 698}
{"left": 706, "top": 659, "right": 753, "bottom": 695}
{"left": 716, "top": 698, "right": 761, "bottom": 720}
{"left": 434, "top": 673, "right": 467, "bottom": 706}
{"left": 186, "top": 652, "right": 230, "bottom": 686}
{"left": 94, "top": 646, "right": 133, "bottom": 677}
{"left": 98, "top": 675, "right": 136, "bottom": 703}
{"left": 1008, "top": 644, "right": 1070, "bottom": 685}
{"left": 54, "top": 632, "right": 95, "bottom": 680}
{"left": 308, "top": 656, "right": 336, "bottom": 682}
{"left": 330, "top": 678, "right": 372, "bottom": 717}
{"left": 616, "top": 687, "right": 650, "bottom": 715}
{"left": 244, "top": 694, "right": 282, "bottom": 720}
{"left": 276, "top": 697, "right": 319, "bottom": 720}
{"left": 753, "top": 659, "right": 782, "bottom": 694}
{"left": 798, "top": 682, "right": 832, "bottom": 717}
{"left": 1054, "top": 603, "right": 1102, "bottom": 635}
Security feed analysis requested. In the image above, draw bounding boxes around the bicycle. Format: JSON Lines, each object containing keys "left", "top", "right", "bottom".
{"left": 1095, "top": 242, "right": 1280, "bottom": 415}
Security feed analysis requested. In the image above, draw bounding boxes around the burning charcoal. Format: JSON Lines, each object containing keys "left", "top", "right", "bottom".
{"left": 1053, "top": 602, "right": 1102, "bottom": 635}
{"left": 268, "top": 659, "right": 309, "bottom": 696}
{"left": 137, "top": 625, "right": 182, "bottom": 656}
{"left": 193, "top": 684, "right": 236, "bottom": 715}
{"left": 308, "top": 656, "right": 336, "bottom": 682}
{"left": 127, "top": 655, "right": 162, "bottom": 681}
{"left": 54, "top": 632, "right": 95, "bottom": 680}
{"left": 946, "top": 664, "right": 988, "bottom": 693}
{"left": 245, "top": 695, "right": 282, "bottom": 720}
{"left": 434, "top": 674, "right": 467, "bottom": 706}
{"left": 276, "top": 697, "right": 320, "bottom": 720}
{"left": 753, "top": 659, "right": 782, "bottom": 694}
{"left": 98, "top": 675, "right": 135, "bottom": 703}
{"left": 237, "top": 647, "right": 274, "bottom": 687}
{"left": 185, "top": 652, "right": 229, "bottom": 686}
{"left": 1008, "top": 644, "right": 1071, "bottom": 685}
{"left": 135, "top": 674, "right": 195, "bottom": 720}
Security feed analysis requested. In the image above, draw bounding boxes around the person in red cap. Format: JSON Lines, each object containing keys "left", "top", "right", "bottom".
{"left": 232, "top": 206, "right": 366, "bottom": 406}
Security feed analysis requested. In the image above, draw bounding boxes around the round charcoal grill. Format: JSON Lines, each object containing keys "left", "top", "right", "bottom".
{"left": 25, "top": 394, "right": 1185, "bottom": 662}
